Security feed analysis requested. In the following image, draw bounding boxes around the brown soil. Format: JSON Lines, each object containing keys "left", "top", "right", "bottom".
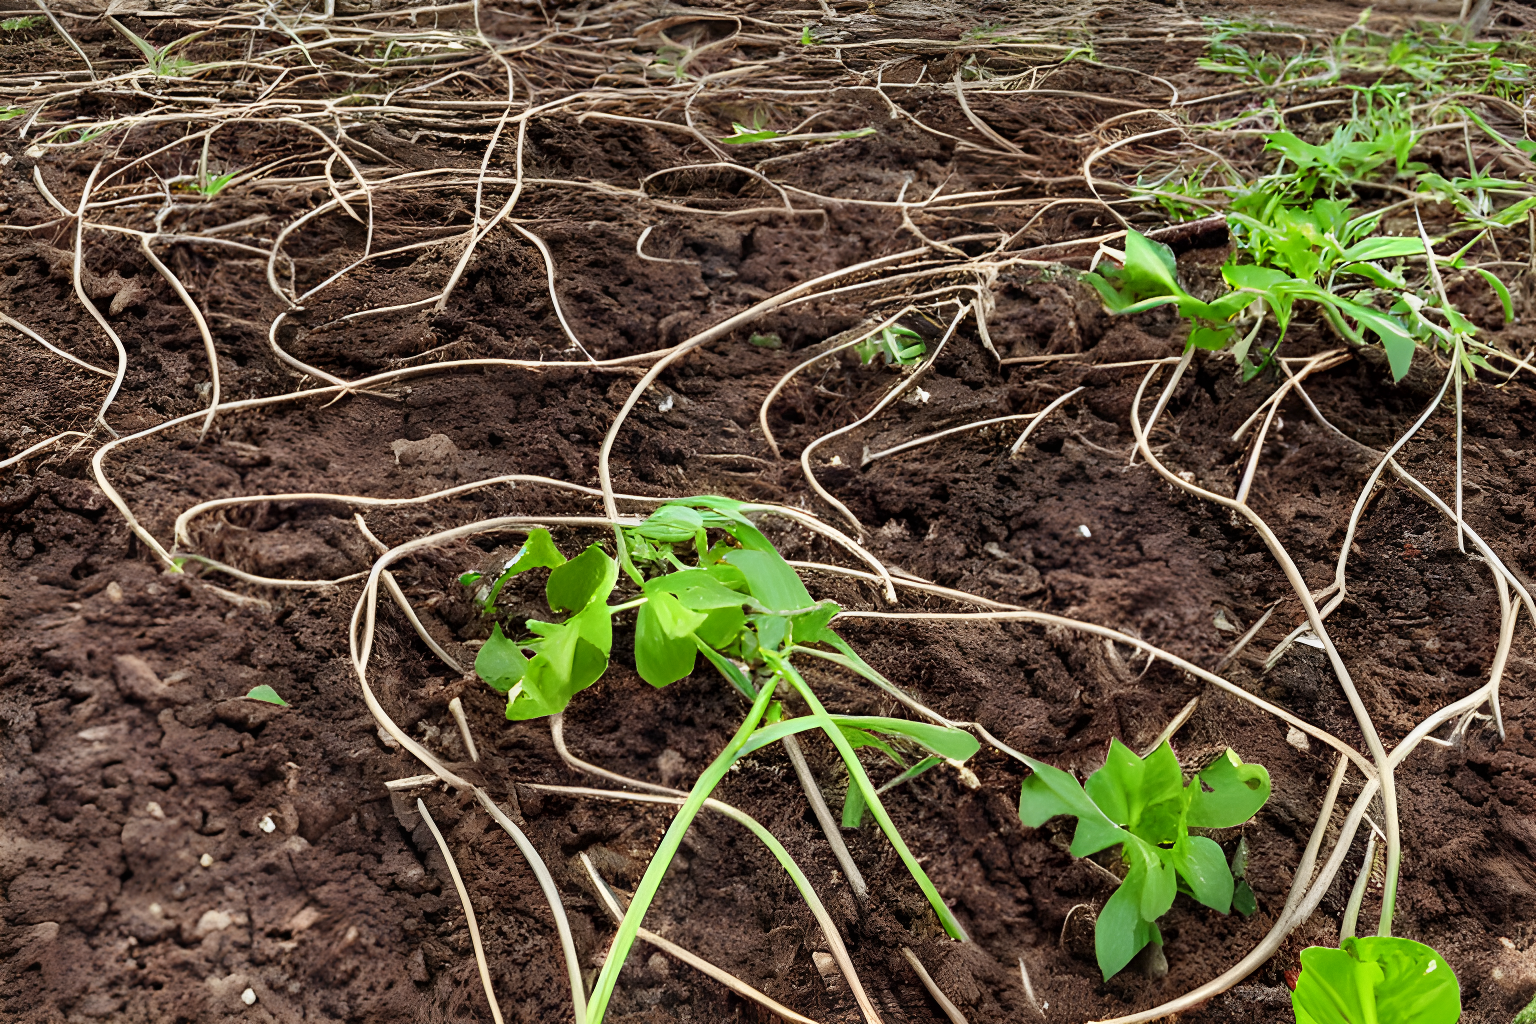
{"left": 4, "top": 2, "right": 1536, "bottom": 1023}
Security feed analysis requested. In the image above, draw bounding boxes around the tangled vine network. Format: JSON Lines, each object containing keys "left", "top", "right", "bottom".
{"left": 3, "top": 0, "right": 1535, "bottom": 1022}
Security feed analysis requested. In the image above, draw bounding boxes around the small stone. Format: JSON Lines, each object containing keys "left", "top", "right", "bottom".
{"left": 1286, "top": 726, "right": 1311, "bottom": 752}
{"left": 105, "top": 581, "right": 124, "bottom": 603}
{"left": 200, "top": 853, "right": 214, "bottom": 868}
{"left": 259, "top": 816, "right": 275, "bottom": 833}
{"left": 196, "top": 909, "right": 233, "bottom": 936}
{"left": 148, "top": 903, "right": 162, "bottom": 916}
{"left": 657, "top": 395, "right": 674, "bottom": 413}
{"left": 241, "top": 988, "right": 256, "bottom": 1006}
{"left": 146, "top": 802, "right": 165, "bottom": 820}
{"left": 1078, "top": 524, "right": 1092, "bottom": 538}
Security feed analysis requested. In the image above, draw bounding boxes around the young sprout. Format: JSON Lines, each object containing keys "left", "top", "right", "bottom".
{"left": 243, "top": 685, "right": 289, "bottom": 706}
{"left": 106, "top": 17, "right": 207, "bottom": 78}
{"left": 463, "top": 497, "right": 982, "bottom": 1024}
{"left": 1291, "top": 937, "right": 1460, "bottom": 1024}
{"left": 854, "top": 324, "right": 926, "bottom": 366}
{"left": 1017, "top": 739, "right": 1271, "bottom": 979}
{"left": 1, "top": 15, "right": 44, "bottom": 31}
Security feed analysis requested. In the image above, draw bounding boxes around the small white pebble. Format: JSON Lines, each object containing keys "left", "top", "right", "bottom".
{"left": 200, "top": 853, "right": 214, "bottom": 868}
{"left": 657, "top": 395, "right": 674, "bottom": 413}
{"left": 829, "top": 454, "right": 842, "bottom": 466}
{"left": 146, "top": 802, "right": 165, "bottom": 820}
{"left": 1078, "top": 524, "right": 1091, "bottom": 538}
{"left": 148, "top": 903, "right": 162, "bottom": 916}
{"left": 1286, "top": 726, "right": 1311, "bottom": 752}
{"left": 914, "top": 386, "right": 930, "bottom": 404}
{"left": 259, "top": 815, "right": 275, "bottom": 833}
{"left": 1043, "top": 1001, "right": 1049, "bottom": 1010}
{"left": 1177, "top": 470, "right": 1195, "bottom": 483}
{"left": 241, "top": 987, "right": 257, "bottom": 1006}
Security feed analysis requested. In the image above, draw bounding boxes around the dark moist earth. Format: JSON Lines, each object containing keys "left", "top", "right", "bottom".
{"left": 4, "top": 1, "right": 1536, "bottom": 1023}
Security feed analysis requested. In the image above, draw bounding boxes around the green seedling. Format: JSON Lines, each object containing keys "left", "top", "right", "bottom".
{"left": 1, "top": 15, "right": 44, "bottom": 31}
{"left": 1017, "top": 739, "right": 1271, "bottom": 979}
{"left": 244, "top": 685, "right": 289, "bottom": 706}
{"left": 1291, "top": 936, "right": 1460, "bottom": 1024}
{"left": 800, "top": 25, "right": 815, "bottom": 45}
{"left": 107, "top": 17, "right": 207, "bottom": 77}
{"left": 1081, "top": 229, "right": 1251, "bottom": 355}
{"left": 465, "top": 497, "right": 980, "bottom": 1024}
{"left": 0, "top": 106, "right": 24, "bottom": 121}
{"left": 1515, "top": 988, "right": 1536, "bottom": 1024}
{"left": 720, "top": 117, "right": 877, "bottom": 146}
{"left": 854, "top": 323, "right": 926, "bottom": 366}
{"left": 748, "top": 332, "right": 782, "bottom": 349}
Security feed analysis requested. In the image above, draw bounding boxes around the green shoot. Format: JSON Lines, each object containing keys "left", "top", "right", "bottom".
{"left": 1, "top": 15, "right": 44, "bottom": 31}
{"left": 800, "top": 25, "right": 815, "bottom": 45}
{"left": 1291, "top": 937, "right": 1460, "bottom": 1024}
{"left": 106, "top": 17, "right": 207, "bottom": 78}
{"left": 854, "top": 324, "right": 926, "bottom": 366}
{"left": 464, "top": 497, "right": 982, "bottom": 1024}
{"left": 0, "top": 106, "right": 25, "bottom": 122}
{"left": 1017, "top": 739, "right": 1271, "bottom": 979}
{"left": 244, "top": 684, "right": 289, "bottom": 706}
{"left": 720, "top": 120, "right": 877, "bottom": 146}
{"left": 748, "top": 332, "right": 782, "bottom": 349}
{"left": 1515, "top": 989, "right": 1536, "bottom": 1024}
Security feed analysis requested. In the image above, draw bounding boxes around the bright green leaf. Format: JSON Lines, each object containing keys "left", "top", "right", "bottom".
{"left": 1017, "top": 757, "right": 1127, "bottom": 857}
{"left": 475, "top": 622, "right": 529, "bottom": 694}
{"left": 635, "top": 596, "right": 700, "bottom": 687}
{"left": 1171, "top": 834, "right": 1234, "bottom": 912}
{"left": 723, "top": 548, "right": 813, "bottom": 610}
{"left": 546, "top": 542, "right": 617, "bottom": 613}
{"left": 833, "top": 715, "right": 980, "bottom": 762}
{"left": 1186, "top": 748, "right": 1272, "bottom": 828}
{"left": 1292, "top": 937, "right": 1460, "bottom": 1024}
{"left": 636, "top": 505, "right": 706, "bottom": 543}
{"left": 244, "top": 684, "right": 289, "bottom": 706}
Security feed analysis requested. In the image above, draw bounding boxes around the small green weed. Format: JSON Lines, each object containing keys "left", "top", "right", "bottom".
{"left": 0, "top": 106, "right": 25, "bottom": 121}
{"left": 1017, "top": 739, "right": 1271, "bottom": 979}
{"left": 720, "top": 120, "right": 876, "bottom": 146}
{"left": 854, "top": 324, "right": 925, "bottom": 365}
{"left": 466, "top": 498, "right": 981, "bottom": 1024}
{"left": 1, "top": 15, "right": 44, "bottom": 31}
{"left": 244, "top": 685, "right": 289, "bottom": 706}
{"left": 1514, "top": 988, "right": 1536, "bottom": 1024}
{"left": 108, "top": 18, "right": 206, "bottom": 77}
{"left": 1291, "top": 936, "right": 1460, "bottom": 1024}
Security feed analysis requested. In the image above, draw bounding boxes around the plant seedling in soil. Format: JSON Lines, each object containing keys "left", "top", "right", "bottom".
{"left": 854, "top": 323, "right": 926, "bottom": 366}
{"left": 1017, "top": 739, "right": 1271, "bottom": 979}
{"left": 106, "top": 18, "right": 207, "bottom": 77}
{"left": 720, "top": 117, "right": 877, "bottom": 146}
{"left": 1290, "top": 936, "right": 1460, "bottom": 1024}
{"left": 1, "top": 15, "right": 44, "bottom": 31}
{"left": 243, "top": 685, "right": 288, "bottom": 706}
{"left": 466, "top": 497, "right": 980, "bottom": 1024}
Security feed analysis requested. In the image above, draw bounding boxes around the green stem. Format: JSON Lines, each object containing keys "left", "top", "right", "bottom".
{"left": 772, "top": 654, "right": 970, "bottom": 942}
{"left": 585, "top": 677, "right": 777, "bottom": 1024}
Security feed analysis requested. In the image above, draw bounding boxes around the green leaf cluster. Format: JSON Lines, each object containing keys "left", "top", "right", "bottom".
{"left": 1292, "top": 936, "right": 1460, "bottom": 1024}
{"left": 108, "top": 18, "right": 208, "bottom": 77}
{"left": 854, "top": 324, "right": 926, "bottom": 366}
{"left": 1017, "top": 740, "right": 1270, "bottom": 979}
{"left": 472, "top": 532, "right": 618, "bottom": 720}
